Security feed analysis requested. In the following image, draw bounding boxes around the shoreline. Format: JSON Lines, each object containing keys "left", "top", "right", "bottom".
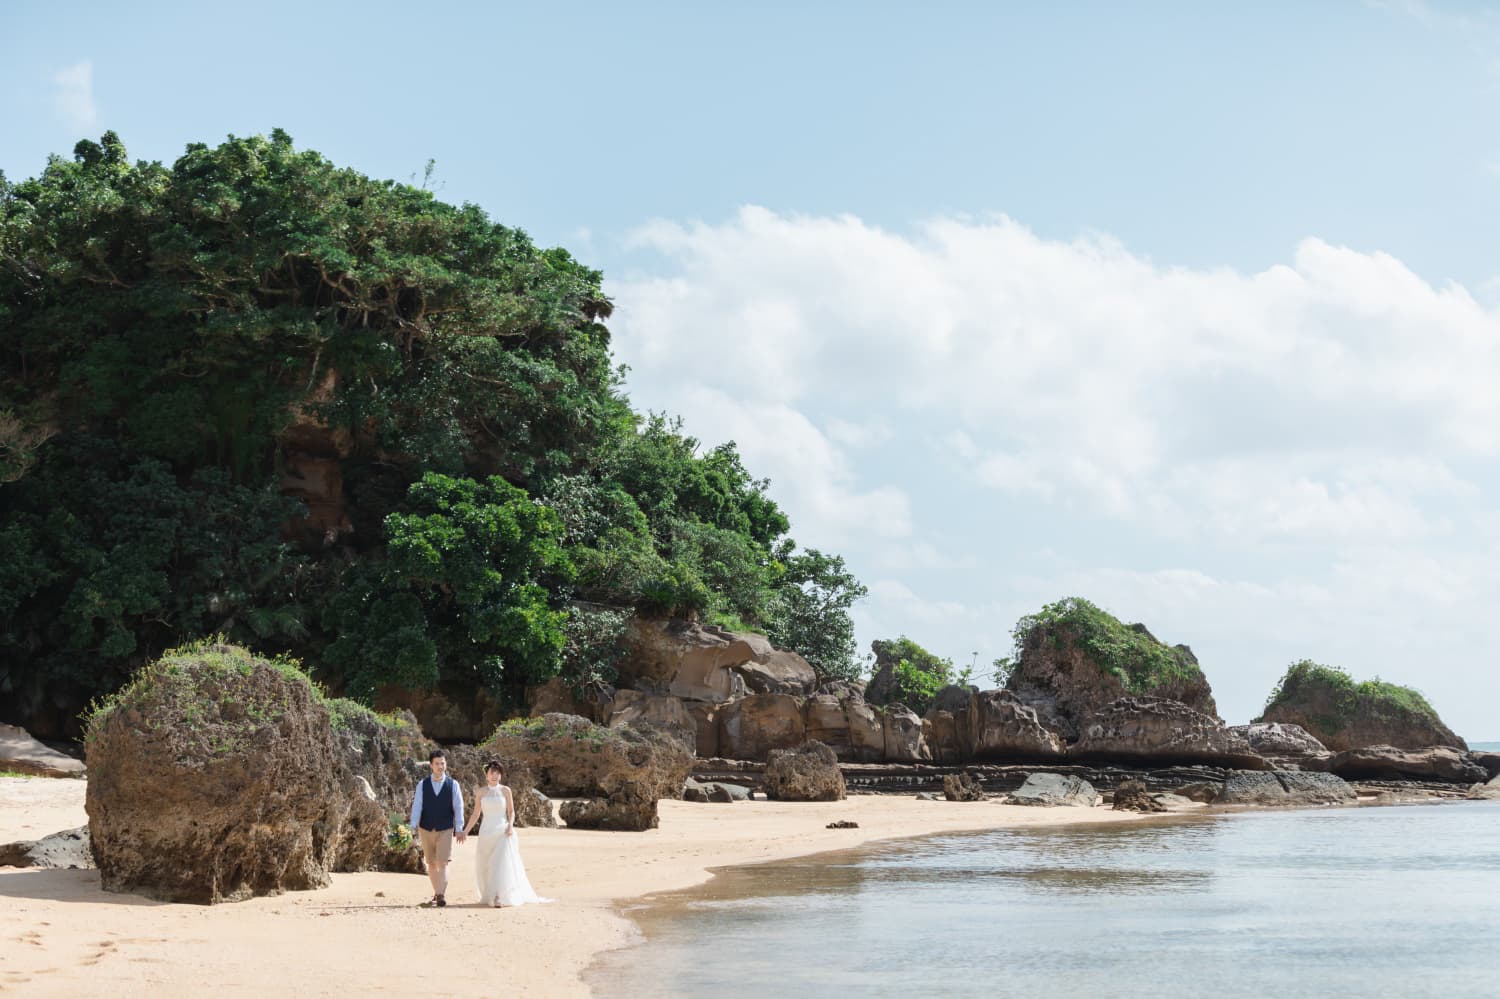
{"left": 0, "top": 778, "right": 1145, "bottom": 997}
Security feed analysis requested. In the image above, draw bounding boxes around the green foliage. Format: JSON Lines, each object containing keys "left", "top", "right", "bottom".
{"left": 875, "top": 636, "right": 954, "bottom": 713}
{"left": 559, "top": 603, "right": 630, "bottom": 693}
{"left": 1258, "top": 659, "right": 1440, "bottom": 733}
{"left": 1009, "top": 597, "right": 1200, "bottom": 693}
{"left": 386, "top": 815, "right": 414, "bottom": 851}
{"left": 764, "top": 547, "right": 868, "bottom": 681}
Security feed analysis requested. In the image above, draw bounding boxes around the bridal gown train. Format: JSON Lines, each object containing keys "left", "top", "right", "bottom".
{"left": 475, "top": 785, "right": 551, "bottom": 907}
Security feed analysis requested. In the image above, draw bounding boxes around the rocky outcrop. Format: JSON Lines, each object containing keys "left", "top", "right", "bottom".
{"left": 686, "top": 702, "right": 721, "bottom": 758}
{"left": 1217, "top": 770, "right": 1355, "bottom": 806}
{"left": 484, "top": 713, "right": 692, "bottom": 801}
{"left": 1005, "top": 603, "right": 1217, "bottom": 739}
{"left": 527, "top": 677, "right": 611, "bottom": 722}
{"left": 718, "top": 694, "right": 806, "bottom": 760}
{"left": 438, "top": 744, "right": 555, "bottom": 830}
{"left": 1258, "top": 664, "right": 1465, "bottom": 752}
{"left": 0, "top": 826, "right": 92, "bottom": 869}
{"left": 1112, "top": 779, "right": 1166, "bottom": 812}
{"left": 764, "top": 741, "right": 846, "bottom": 801}
{"left": 1229, "top": 722, "right": 1329, "bottom": 767}
{"left": 725, "top": 632, "right": 818, "bottom": 696}
{"left": 1326, "top": 745, "right": 1487, "bottom": 784}
{"left": 1072, "top": 697, "right": 1267, "bottom": 769}
{"left": 882, "top": 705, "right": 930, "bottom": 762}
{"left": 372, "top": 684, "right": 505, "bottom": 743}
{"left": 1466, "top": 774, "right": 1500, "bottom": 801}
{"left": 964, "top": 690, "right": 1067, "bottom": 760}
{"left": 942, "top": 771, "right": 986, "bottom": 801}
{"left": 605, "top": 690, "right": 697, "bottom": 749}
{"left": 559, "top": 779, "right": 659, "bottom": 831}
{"left": 0, "top": 724, "right": 86, "bottom": 778}
{"left": 86, "top": 644, "right": 381, "bottom": 903}
{"left": 619, "top": 618, "right": 753, "bottom": 702}
{"left": 1005, "top": 773, "right": 1100, "bottom": 807}
{"left": 1473, "top": 752, "right": 1500, "bottom": 781}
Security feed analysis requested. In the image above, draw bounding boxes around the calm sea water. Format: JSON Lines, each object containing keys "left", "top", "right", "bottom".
{"left": 592, "top": 801, "right": 1500, "bottom": 999}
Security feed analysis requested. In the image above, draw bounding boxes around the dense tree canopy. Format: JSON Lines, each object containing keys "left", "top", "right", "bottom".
{"left": 0, "top": 131, "right": 867, "bottom": 735}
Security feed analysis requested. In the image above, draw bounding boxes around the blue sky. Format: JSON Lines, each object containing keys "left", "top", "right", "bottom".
{"left": 6, "top": 1, "right": 1500, "bottom": 737}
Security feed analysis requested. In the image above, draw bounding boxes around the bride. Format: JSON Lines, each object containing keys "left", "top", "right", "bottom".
{"left": 463, "top": 760, "right": 550, "bottom": 908}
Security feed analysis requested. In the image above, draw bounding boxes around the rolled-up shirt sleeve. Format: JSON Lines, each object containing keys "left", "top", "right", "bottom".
{"left": 409, "top": 782, "right": 423, "bottom": 830}
{"left": 452, "top": 781, "right": 464, "bottom": 830}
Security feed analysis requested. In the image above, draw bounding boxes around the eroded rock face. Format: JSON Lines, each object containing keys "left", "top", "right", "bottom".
{"left": 1006, "top": 773, "right": 1100, "bottom": 807}
{"left": 717, "top": 694, "right": 807, "bottom": 760}
{"left": 1466, "top": 775, "right": 1500, "bottom": 800}
{"left": 1327, "top": 745, "right": 1488, "bottom": 784}
{"left": 924, "top": 709, "right": 966, "bottom": 763}
{"left": 1229, "top": 722, "right": 1329, "bottom": 765}
{"left": 764, "top": 741, "right": 846, "bottom": 801}
{"left": 0, "top": 724, "right": 86, "bottom": 778}
{"left": 1258, "top": 676, "right": 1465, "bottom": 753}
{"left": 371, "top": 684, "right": 505, "bottom": 743}
{"left": 1005, "top": 623, "right": 1217, "bottom": 739}
{"left": 1072, "top": 697, "right": 1267, "bottom": 769}
{"left": 559, "top": 779, "right": 659, "bottom": 831}
{"left": 619, "top": 618, "right": 753, "bottom": 702}
{"left": 943, "top": 772, "right": 986, "bottom": 802}
{"left": 484, "top": 713, "right": 692, "bottom": 801}
{"left": 1112, "top": 779, "right": 1166, "bottom": 812}
{"left": 527, "top": 677, "right": 611, "bottom": 722}
{"left": 1472, "top": 752, "right": 1500, "bottom": 781}
{"left": 965, "top": 690, "right": 1066, "bottom": 760}
{"left": 882, "top": 706, "right": 930, "bottom": 762}
{"left": 803, "top": 695, "right": 861, "bottom": 760}
{"left": 605, "top": 690, "right": 697, "bottom": 749}
{"left": 0, "top": 826, "right": 92, "bottom": 869}
{"left": 86, "top": 646, "right": 375, "bottom": 903}
{"left": 1217, "top": 770, "right": 1355, "bottom": 806}
{"left": 725, "top": 632, "right": 818, "bottom": 696}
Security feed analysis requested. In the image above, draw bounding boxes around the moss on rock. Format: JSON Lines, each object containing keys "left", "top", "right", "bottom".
{"left": 1257, "top": 660, "right": 1463, "bottom": 752}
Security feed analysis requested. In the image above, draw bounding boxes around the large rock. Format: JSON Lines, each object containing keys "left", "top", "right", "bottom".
{"left": 1229, "top": 722, "right": 1329, "bottom": 766}
{"left": 0, "top": 724, "right": 86, "bottom": 778}
{"left": 803, "top": 694, "right": 859, "bottom": 760}
{"left": 1327, "top": 745, "right": 1488, "bottom": 784}
{"left": 1472, "top": 752, "right": 1500, "bottom": 781}
{"left": 526, "top": 677, "right": 611, "bottom": 722}
{"left": 371, "top": 684, "right": 506, "bottom": 743}
{"left": 1072, "top": 696, "right": 1267, "bottom": 769}
{"left": 559, "top": 779, "right": 659, "bottom": 831}
{"left": 484, "top": 713, "right": 692, "bottom": 800}
{"left": 1004, "top": 601, "right": 1218, "bottom": 739}
{"left": 725, "top": 632, "right": 818, "bottom": 696}
{"left": 764, "top": 741, "right": 846, "bottom": 801}
{"left": 846, "top": 700, "right": 887, "bottom": 762}
{"left": 0, "top": 826, "right": 92, "bottom": 869}
{"left": 924, "top": 708, "right": 966, "bottom": 763}
{"left": 882, "top": 705, "right": 930, "bottom": 762}
{"left": 965, "top": 690, "right": 1067, "bottom": 760}
{"left": 942, "top": 771, "right": 986, "bottom": 802}
{"left": 1258, "top": 663, "right": 1465, "bottom": 752}
{"left": 717, "top": 694, "right": 807, "bottom": 760}
{"left": 619, "top": 618, "right": 752, "bottom": 702}
{"left": 1466, "top": 774, "right": 1500, "bottom": 801}
{"left": 439, "top": 744, "right": 555, "bottom": 830}
{"left": 686, "top": 702, "right": 721, "bottom": 757}
{"left": 605, "top": 690, "right": 697, "bottom": 749}
{"left": 86, "top": 644, "right": 380, "bottom": 903}
{"left": 1005, "top": 773, "right": 1100, "bottom": 807}
{"left": 1218, "top": 770, "right": 1355, "bottom": 806}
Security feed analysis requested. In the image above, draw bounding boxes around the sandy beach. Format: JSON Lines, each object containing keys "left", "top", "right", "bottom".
{"left": 0, "top": 776, "right": 1142, "bottom": 997}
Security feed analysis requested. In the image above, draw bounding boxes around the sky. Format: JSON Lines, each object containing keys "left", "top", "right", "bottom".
{"left": 5, "top": 1, "right": 1500, "bottom": 738}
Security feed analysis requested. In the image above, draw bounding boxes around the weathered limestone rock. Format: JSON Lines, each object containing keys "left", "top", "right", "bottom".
{"left": 965, "top": 690, "right": 1066, "bottom": 760}
{"left": 1218, "top": 770, "right": 1355, "bottom": 806}
{"left": 0, "top": 724, "right": 86, "bottom": 778}
{"left": 1072, "top": 697, "right": 1267, "bottom": 769}
{"left": 1112, "top": 779, "right": 1166, "bottom": 812}
{"left": 725, "top": 632, "right": 818, "bottom": 696}
{"left": 1229, "top": 722, "right": 1330, "bottom": 767}
{"left": 559, "top": 779, "right": 659, "bottom": 831}
{"left": 717, "top": 694, "right": 807, "bottom": 760}
{"left": 924, "top": 709, "right": 966, "bottom": 763}
{"left": 846, "top": 700, "right": 886, "bottom": 762}
{"left": 1258, "top": 668, "right": 1465, "bottom": 752}
{"left": 605, "top": 690, "right": 697, "bottom": 749}
{"left": 0, "top": 826, "right": 92, "bottom": 869}
{"left": 942, "top": 771, "right": 986, "bottom": 802}
{"left": 1006, "top": 773, "right": 1100, "bottom": 807}
{"left": 1327, "top": 745, "right": 1487, "bottom": 784}
{"left": 764, "top": 741, "right": 846, "bottom": 801}
{"left": 882, "top": 705, "right": 930, "bottom": 762}
{"left": 619, "top": 618, "right": 752, "bottom": 702}
{"left": 686, "top": 702, "right": 721, "bottom": 758}
{"left": 371, "top": 684, "right": 505, "bottom": 743}
{"left": 526, "top": 677, "right": 611, "bottom": 722}
{"left": 86, "top": 644, "right": 376, "bottom": 903}
{"left": 1465, "top": 774, "right": 1500, "bottom": 800}
{"left": 803, "top": 695, "right": 856, "bottom": 760}
{"left": 484, "top": 713, "right": 692, "bottom": 800}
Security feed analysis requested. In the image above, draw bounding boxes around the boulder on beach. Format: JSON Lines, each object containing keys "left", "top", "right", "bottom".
{"left": 1005, "top": 772, "right": 1101, "bottom": 807}
{"left": 559, "top": 778, "right": 659, "bottom": 831}
{"left": 1217, "top": 770, "right": 1356, "bottom": 806}
{"left": 1003, "top": 598, "right": 1218, "bottom": 740}
{"left": 484, "top": 713, "right": 692, "bottom": 801}
{"left": 942, "top": 771, "right": 986, "bottom": 802}
{"left": 764, "top": 741, "right": 846, "bottom": 801}
{"left": 0, "top": 724, "right": 86, "bottom": 778}
{"left": 1072, "top": 696, "right": 1267, "bottom": 769}
{"left": 1257, "top": 661, "right": 1465, "bottom": 752}
{"left": 0, "top": 826, "right": 93, "bottom": 869}
{"left": 1112, "top": 779, "right": 1167, "bottom": 812}
{"left": 683, "top": 778, "right": 751, "bottom": 803}
{"left": 1229, "top": 722, "right": 1330, "bottom": 767}
{"left": 1326, "top": 745, "right": 1487, "bottom": 784}
{"left": 85, "top": 642, "right": 386, "bottom": 903}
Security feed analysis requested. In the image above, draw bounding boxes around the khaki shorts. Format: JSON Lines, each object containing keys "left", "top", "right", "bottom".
{"left": 418, "top": 828, "right": 453, "bottom": 863}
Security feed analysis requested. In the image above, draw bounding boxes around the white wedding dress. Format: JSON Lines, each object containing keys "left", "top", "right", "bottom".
{"left": 474, "top": 785, "right": 550, "bottom": 907}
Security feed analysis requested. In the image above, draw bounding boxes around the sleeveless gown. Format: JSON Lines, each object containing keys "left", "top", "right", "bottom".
{"left": 475, "top": 785, "right": 550, "bottom": 907}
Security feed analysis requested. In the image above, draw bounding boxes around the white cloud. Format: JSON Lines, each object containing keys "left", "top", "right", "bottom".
{"left": 51, "top": 61, "right": 99, "bottom": 132}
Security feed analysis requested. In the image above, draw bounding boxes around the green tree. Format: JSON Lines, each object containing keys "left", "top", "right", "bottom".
{"left": 765, "top": 548, "right": 868, "bottom": 681}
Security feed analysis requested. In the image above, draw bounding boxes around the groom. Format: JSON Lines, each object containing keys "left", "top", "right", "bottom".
{"left": 409, "top": 749, "right": 466, "bottom": 907}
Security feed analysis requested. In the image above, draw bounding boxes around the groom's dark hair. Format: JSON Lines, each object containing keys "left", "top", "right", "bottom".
{"left": 428, "top": 749, "right": 447, "bottom": 763}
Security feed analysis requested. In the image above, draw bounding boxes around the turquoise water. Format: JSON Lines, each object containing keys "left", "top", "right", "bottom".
{"left": 593, "top": 801, "right": 1500, "bottom": 998}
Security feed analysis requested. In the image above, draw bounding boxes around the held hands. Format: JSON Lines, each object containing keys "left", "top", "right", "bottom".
{"left": 456, "top": 830, "right": 467, "bottom": 844}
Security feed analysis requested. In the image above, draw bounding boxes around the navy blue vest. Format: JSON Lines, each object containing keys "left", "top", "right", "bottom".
{"left": 420, "top": 776, "right": 457, "bottom": 831}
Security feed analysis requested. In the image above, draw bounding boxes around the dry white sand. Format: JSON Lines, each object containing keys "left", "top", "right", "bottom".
{"left": 0, "top": 776, "right": 1141, "bottom": 996}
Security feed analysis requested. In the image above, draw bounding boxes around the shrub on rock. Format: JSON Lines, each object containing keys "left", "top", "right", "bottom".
{"left": 485, "top": 712, "right": 692, "bottom": 800}
{"left": 764, "top": 741, "right": 846, "bottom": 801}
{"left": 1257, "top": 661, "right": 1464, "bottom": 752}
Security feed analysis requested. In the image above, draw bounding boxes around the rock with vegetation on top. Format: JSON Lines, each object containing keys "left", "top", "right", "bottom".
{"left": 1326, "top": 745, "right": 1487, "bottom": 784}
{"left": 484, "top": 713, "right": 692, "bottom": 801}
{"left": 1257, "top": 661, "right": 1465, "bottom": 752}
{"left": 1005, "top": 772, "right": 1101, "bottom": 807}
{"left": 1112, "top": 779, "right": 1167, "bottom": 812}
{"left": 717, "top": 693, "right": 807, "bottom": 760}
{"left": 0, "top": 724, "right": 86, "bottom": 778}
{"left": 942, "top": 771, "right": 986, "bottom": 802}
{"left": 85, "top": 643, "right": 386, "bottom": 903}
{"left": 619, "top": 618, "right": 753, "bottom": 703}
{"left": 1072, "top": 696, "right": 1267, "bottom": 769}
{"left": 764, "top": 741, "right": 846, "bottom": 801}
{"left": 1002, "top": 598, "right": 1219, "bottom": 739}
{"left": 1217, "top": 770, "right": 1355, "bottom": 806}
